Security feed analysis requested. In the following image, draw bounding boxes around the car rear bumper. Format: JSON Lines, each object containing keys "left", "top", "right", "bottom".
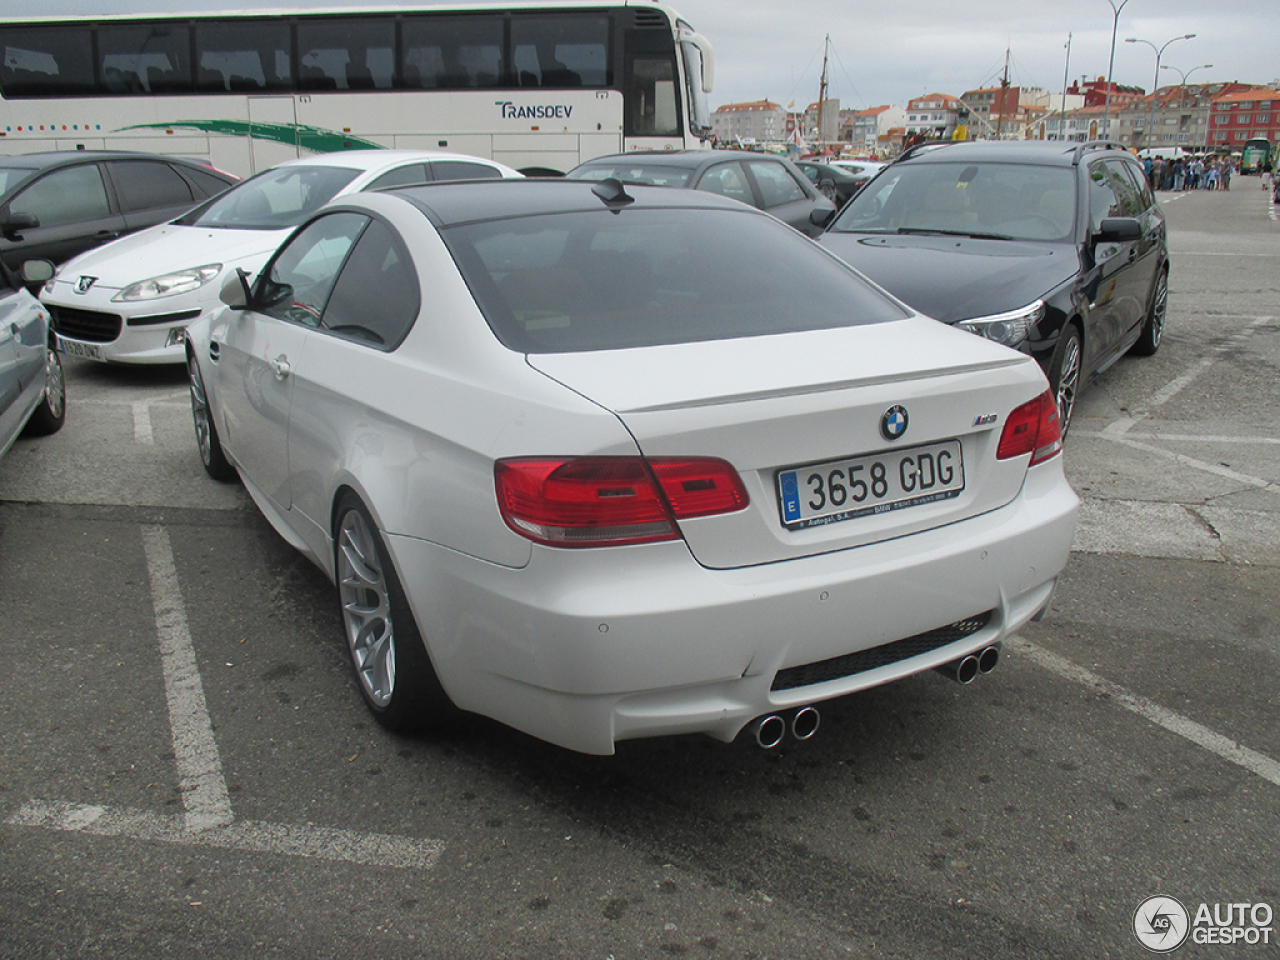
{"left": 387, "top": 459, "right": 1078, "bottom": 754}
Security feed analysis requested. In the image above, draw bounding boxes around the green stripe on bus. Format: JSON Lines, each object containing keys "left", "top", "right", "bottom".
{"left": 119, "top": 120, "right": 384, "bottom": 153}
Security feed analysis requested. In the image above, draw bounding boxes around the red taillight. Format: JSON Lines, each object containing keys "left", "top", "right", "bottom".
{"left": 495, "top": 457, "right": 749, "bottom": 547}
{"left": 997, "top": 390, "right": 1063, "bottom": 466}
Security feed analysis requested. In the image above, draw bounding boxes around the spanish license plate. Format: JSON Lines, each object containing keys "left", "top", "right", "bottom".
{"left": 777, "top": 440, "right": 965, "bottom": 530}
{"left": 56, "top": 336, "right": 104, "bottom": 362}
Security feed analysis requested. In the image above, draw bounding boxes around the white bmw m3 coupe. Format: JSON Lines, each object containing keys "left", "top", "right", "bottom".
{"left": 186, "top": 178, "right": 1077, "bottom": 755}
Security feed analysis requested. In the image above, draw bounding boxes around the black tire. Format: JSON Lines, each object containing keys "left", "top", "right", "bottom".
{"left": 1047, "top": 324, "right": 1082, "bottom": 439}
{"left": 22, "top": 343, "right": 66, "bottom": 437}
{"left": 187, "top": 353, "right": 237, "bottom": 482}
{"left": 1131, "top": 268, "right": 1168, "bottom": 357}
{"left": 334, "top": 494, "right": 451, "bottom": 732}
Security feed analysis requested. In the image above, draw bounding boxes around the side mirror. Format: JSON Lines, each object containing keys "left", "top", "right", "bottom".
{"left": 2, "top": 212, "right": 40, "bottom": 239}
{"left": 20, "top": 259, "right": 54, "bottom": 286}
{"left": 218, "top": 268, "right": 253, "bottom": 309}
{"left": 1095, "top": 217, "right": 1141, "bottom": 242}
{"left": 810, "top": 207, "right": 836, "bottom": 229}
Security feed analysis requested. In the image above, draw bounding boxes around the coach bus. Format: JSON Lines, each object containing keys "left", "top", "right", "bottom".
{"left": 1241, "top": 138, "right": 1272, "bottom": 175}
{"left": 0, "top": 2, "right": 714, "bottom": 177}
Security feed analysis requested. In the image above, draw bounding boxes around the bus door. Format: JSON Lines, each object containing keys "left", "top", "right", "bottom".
{"left": 247, "top": 97, "right": 301, "bottom": 175}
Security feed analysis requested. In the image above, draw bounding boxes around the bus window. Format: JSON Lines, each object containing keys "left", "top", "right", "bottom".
{"left": 195, "top": 20, "right": 291, "bottom": 92}
{"left": 624, "top": 56, "right": 678, "bottom": 137}
{"left": 99, "top": 24, "right": 191, "bottom": 94}
{"left": 1, "top": 25, "right": 95, "bottom": 97}
{"left": 510, "top": 16, "right": 609, "bottom": 89}
{"left": 401, "top": 15, "right": 503, "bottom": 90}
{"left": 297, "top": 19, "right": 394, "bottom": 91}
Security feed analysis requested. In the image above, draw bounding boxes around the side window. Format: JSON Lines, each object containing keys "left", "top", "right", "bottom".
{"left": 321, "top": 220, "right": 419, "bottom": 349}
{"left": 178, "top": 166, "right": 235, "bottom": 199}
{"left": 746, "top": 161, "right": 808, "bottom": 209}
{"left": 1116, "top": 161, "right": 1155, "bottom": 212}
{"left": 797, "top": 164, "right": 821, "bottom": 185}
{"left": 99, "top": 23, "right": 191, "bottom": 93}
{"left": 1087, "top": 161, "right": 1132, "bottom": 232}
{"left": 259, "top": 213, "right": 368, "bottom": 327}
{"left": 431, "top": 160, "right": 503, "bottom": 181}
{"left": 297, "top": 19, "right": 394, "bottom": 91}
{"left": 510, "top": 15, "right": 609, "bottom": 88}
{"left": 9, "top": 165, "right": 111, "bottom": 226}
{"left": 108, "top": 160, "right": 195, "bottom": 212}
{"left": 368, "top": 164, "right": 432, "bottom": 190}
{"left": 695, "top": 163, "right": 753, "bottom": 205}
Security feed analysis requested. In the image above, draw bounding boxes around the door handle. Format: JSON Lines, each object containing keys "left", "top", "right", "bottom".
{"left": 270, "top": 355, "right": 291, "bottom": 380}
{"left": 208, "top": 341, "right": 221, "bottom": 362}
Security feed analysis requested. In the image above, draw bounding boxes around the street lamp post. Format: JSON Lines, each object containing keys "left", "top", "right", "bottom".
{"left": 1161, "top": 63, "right": 1213, "bottom": 148}
{"left": 1125, "top": 34, "right": 1194, "bottom": 150}
{"left": 1102, "top": 0, "right": 1132, "bottom": 137}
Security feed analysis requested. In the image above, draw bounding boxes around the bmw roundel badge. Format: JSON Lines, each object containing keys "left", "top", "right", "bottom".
{"left": 881, "top": 405, "right": 909, "bottom": 441}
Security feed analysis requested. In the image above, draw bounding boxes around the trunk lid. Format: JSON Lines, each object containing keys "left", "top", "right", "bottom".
{"left": 528, "top": 317, "right": 1050, "bottom": 569}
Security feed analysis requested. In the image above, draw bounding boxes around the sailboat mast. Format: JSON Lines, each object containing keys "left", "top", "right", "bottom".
{"left": 816, "top": 35, "right": 830, "bottom": 151}
{"left": 996, "top": 48, "right": 1010, "bottom": 139}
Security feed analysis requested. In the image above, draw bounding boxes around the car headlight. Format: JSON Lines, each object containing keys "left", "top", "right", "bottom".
{"left": 956, "top": 300, "right": 1044, "bottom": 347}
{"left": 112, "top": 264, "right": 223, "bottom": 302}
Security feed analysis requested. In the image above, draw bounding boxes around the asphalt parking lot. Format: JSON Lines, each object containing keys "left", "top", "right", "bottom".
{"left": 1, "top": 180, "right": 1278, "bottom": 959}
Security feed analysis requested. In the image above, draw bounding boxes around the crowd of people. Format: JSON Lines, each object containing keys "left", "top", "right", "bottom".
{"left": 1144, "top": 154, "right": 1238, "bottom": 192}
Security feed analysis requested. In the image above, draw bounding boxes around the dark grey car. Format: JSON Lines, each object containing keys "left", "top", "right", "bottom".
{"left": 565, "top": 150, "right": 836, "bottom": 237}
{"left": 0, "top": 151, "right": 237, "bottom": 271}
{"left": 820, "top": 140, "right": 1170, "bottom": 436}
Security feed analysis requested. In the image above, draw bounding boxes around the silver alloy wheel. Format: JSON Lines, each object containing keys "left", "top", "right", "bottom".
{"left": 1055, "top": 333, "right": 1081, "bottom": 433}
{"left": 1149, "top": 272, "right": 1168, "bottom": 348}
{"left": 188, "top": 357, "right": 214, "bottom": 466}
{"left": 337, "top": 509, "right": 396, "bottom": 708}
{"left": 44, "top": 348, "right": 65, "bottom": 419}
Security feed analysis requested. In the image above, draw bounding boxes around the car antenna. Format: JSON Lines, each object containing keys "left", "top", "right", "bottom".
{"left": 591, "top": 178, "right": 635, "bottom": 210}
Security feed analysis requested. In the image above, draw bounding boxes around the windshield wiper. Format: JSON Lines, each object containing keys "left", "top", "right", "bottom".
{"left": 895, "top": 227, "right": 1014, "bottom": 241}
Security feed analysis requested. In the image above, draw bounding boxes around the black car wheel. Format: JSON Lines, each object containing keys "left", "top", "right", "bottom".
{"left": 22, "top": 343, "right": 66, "bottom": 437}
{"left": 1048, "top": 325, "right": 1082, "bottom": 438}
{"left": 1131, "top": 268, "right": 1168, "bottom": 357}
{"left": 188, "top": 354, "right": 237, "bottom": 482}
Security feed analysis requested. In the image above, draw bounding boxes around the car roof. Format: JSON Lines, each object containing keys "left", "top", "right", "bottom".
{"left": 576, "top": 150, "right": 789, "bottom": 171}
{"left": 0, "top": 150, "right": 222, "bottom": 170}
{"left": 895, "top": 139, "right": 1138, "bottom": 168}
{"left": 365, "top": 177, "right": 761, "bottom": 227}
{"left": 270, "top": 149, "right": 516, "bottom": 174}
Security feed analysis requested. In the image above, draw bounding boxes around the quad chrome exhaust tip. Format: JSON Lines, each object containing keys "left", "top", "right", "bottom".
{"left": 747, "top": 706, "right": 821, "bottom": 749}
{"left": 937, "top": 644, "right": 1001, "bottom": 684}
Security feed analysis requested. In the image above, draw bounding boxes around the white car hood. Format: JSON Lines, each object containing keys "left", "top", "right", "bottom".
{"left": 54, "top": 223, "right": 291, "bottom": 291}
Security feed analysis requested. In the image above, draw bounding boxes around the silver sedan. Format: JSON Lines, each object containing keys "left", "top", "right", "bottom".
{"left": 0, "top": 260, "right": 63, "bottom": 461}
{"left": 185, "top": 179, "right": 1077, "bottom": 755}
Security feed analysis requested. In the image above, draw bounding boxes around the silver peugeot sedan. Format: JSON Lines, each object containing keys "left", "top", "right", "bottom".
{"left": 185, "top": 178, "right": 1078, "bottom": 755}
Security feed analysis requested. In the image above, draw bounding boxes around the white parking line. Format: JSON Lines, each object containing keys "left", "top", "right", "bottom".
{"left": 6, "top": 526, "right": 446, "bottom": 869}
{"left": 132, "top": 401, "right": 154, "bottom": 445}
{"left": 142, "top": 525, "right": 233, "bottom": 832}
{"left": 6, "top": 801, "right": 443, "bottom": 869}
{"left": 1012, "top": 637, "right": 1280, "bottom": 789}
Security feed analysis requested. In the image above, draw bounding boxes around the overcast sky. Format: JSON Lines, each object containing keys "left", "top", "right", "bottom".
{"left": 7, "top": 0, "right": 1277, "bottom": 111}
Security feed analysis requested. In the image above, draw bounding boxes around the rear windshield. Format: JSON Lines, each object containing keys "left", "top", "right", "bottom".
{"left": 177, "top": 164, "right": 360, "bottom": 230}
{"left": 566, "top": 162, "right": 695, "bottom": 188}
{"left": 830, "top": 161, "right": 1077, "bottom": 242}
{"left": 443, "top": 206, "right": 909, "bottom": 353}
